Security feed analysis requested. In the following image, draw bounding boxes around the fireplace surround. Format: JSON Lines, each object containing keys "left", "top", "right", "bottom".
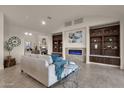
{"left": 65, "top": 48, "right": 86, "bottom": 63}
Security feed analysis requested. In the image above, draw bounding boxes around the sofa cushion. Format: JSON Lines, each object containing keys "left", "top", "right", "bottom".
{"left": 25, "top": 54, "right": 40, "bottom": 58}
{"left": 40, "top": 55, "right": 53, "bottom": 65}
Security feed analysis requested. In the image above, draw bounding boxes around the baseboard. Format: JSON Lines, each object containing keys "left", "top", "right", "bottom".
{"left": 0, "top": 65, "right": 4, "bottom": 70}
{"left": 120, "top": 65, "right": 124, "bottom": 70}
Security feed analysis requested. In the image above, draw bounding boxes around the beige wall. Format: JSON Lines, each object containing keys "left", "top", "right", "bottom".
{"left": 0, "top": 13, "right": 4, "bottom": 69}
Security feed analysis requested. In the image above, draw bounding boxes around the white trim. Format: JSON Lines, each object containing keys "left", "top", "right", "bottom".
{"left": 120, "top": 66, "right": 124, "bottom": 70}
{"left": 90, "top": 21, "right": 119, "bottom": 29}
{"left": 120, "top": 20, "right": 124, "bottom": 69}
{"left": 90, "top": 55, "right": 120, "bottom": 59}
{"left": 0, "top": 65, "right": 4, "bottom": 70}
{"left": 89, "top": 62, "right": 120, "bottom": 68}
{"left": 86, "top": 26, "right": 90, "bottom": 64}
{"left": 0, "top": 13, "right": 4, "bottom": 70}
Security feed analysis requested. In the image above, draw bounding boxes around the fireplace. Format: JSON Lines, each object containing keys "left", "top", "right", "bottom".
{"left": 69, "top": 50, "right": 82, "bottom": 55}
{"left": 65, "top": 48, "right": 86, "bottom": 63}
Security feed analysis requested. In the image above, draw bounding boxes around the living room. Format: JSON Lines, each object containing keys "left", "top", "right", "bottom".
{"left": 0, "top": 5, "right": 124, "bottom": 88}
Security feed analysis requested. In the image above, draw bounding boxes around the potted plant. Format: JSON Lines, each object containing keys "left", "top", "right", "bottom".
{"left": 4, "top": 36, "right": 21, "bottom": 58}
{"left": 4, "top": 41, "right": 14, "bottom": 59}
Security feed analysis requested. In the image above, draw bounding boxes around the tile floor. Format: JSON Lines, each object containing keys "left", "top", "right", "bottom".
{"left": 0, "top": 62, "right": 124, "bottom": 88}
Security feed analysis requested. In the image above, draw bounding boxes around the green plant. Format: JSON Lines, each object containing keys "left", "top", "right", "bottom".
{"left": 4, "top": 41, "right": 14, "bottom": 56}
{"left": 4, "top": 36, "right": 21, "bottom": 57}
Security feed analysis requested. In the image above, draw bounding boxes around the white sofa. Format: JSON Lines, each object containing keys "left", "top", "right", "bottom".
{"left": 21, "top": 54, "right": 78, "bottom": 87}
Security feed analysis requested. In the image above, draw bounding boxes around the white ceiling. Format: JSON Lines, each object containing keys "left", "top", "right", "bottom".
{"left": 0, "top": 5, "right": 124, "bottom": 33}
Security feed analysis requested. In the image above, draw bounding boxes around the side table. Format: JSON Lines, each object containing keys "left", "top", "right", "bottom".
{"left": 4, "top": 57, "right": 16, "bottom": 68}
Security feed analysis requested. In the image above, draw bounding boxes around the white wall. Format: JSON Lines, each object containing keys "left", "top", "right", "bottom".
{"left": 120, "top": 20, "right": 124, "bottom": 69}
{"left": 62, "top": 27, "right": 87, "bottom": 59}
{"left": 0, "top": 13, "right": 4, "bottom": 69}
{"left": 4, "top": 24, "right": 52, "bottom": 63}
{"left": 53, "top": 16, "right": 120, "bottom": 64}
{"left": 37, "top": 34, "right": 52, "bottom": 54}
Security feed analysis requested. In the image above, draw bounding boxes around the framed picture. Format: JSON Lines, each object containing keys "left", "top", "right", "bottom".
{"left": 65, "top": 27, "right": 86, "bottom": 48}
{"left": 42, "top": 38, "right": 47, "bottom": 45}
{"left": 68, "top": 30, "right": 83, "bottom": 43}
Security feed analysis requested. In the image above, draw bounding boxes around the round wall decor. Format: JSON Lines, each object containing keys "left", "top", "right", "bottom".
{"left": 8, "top": 36, "right": 21, "bottom": 47}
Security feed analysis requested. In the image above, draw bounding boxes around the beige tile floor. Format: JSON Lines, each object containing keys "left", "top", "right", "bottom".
{"left": 0, "top": 62, "right": 124, "bottom": 88}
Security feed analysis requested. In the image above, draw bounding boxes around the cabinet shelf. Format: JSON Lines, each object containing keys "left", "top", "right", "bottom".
{"left": 90, "top": 22, "right": 120, "bottom": 66}
{"left": 52, "top": 33, "right": 63, "bottom": 56}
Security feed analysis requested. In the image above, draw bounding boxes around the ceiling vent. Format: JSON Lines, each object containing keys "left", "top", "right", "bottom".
{"left": 64, "top": 21, "right": 72, "bottom": 27}
{"left": 74, "top": 17, "right": 83, "bottom": 25}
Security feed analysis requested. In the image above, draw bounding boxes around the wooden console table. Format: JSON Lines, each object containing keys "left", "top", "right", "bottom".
{"left": 4, "top": 57, "right": 16, "bottom": 68}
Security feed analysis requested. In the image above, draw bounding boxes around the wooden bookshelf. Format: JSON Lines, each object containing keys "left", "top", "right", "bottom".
{"left": 90, "top": 22, "right": 120, "bottom": 66}
{"left": 52, "top": 33, "right": 63, "bottom": 56}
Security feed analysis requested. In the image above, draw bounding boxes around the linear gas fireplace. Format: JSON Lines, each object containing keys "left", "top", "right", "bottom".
{"left": 65, "top": 48, "right": 86, "bottom": 63}
{"left": 69, "top": 50, "right": 82, "bottom": 55}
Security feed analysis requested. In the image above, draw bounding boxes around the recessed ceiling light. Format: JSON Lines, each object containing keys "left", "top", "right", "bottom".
{"left": 24, "top": 32, "right": 32, "bottom": 36}
{"left": 29, "top": 33, "right": 32, "bottom": 36}
{"left": 25, "top": 16, "right": 29, "bottom": 19}
{"left": 24, "top": 32, "right": 28, "bottom": 35}
{"left": 41, "top": 20, "right": 46, "bottom": 25}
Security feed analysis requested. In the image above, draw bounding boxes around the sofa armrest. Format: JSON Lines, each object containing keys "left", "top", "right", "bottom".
{"left": 48, "top": 64, "right": 55, "bottom": 74}
{"left": 48, "top": 64, "right": 57, "bottom": 86}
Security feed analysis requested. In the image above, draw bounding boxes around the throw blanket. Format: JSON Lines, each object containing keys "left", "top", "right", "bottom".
{"left": 54, "top": 59, "right": 66, "bottom": 80}
{"left": 51, "top": 54, "right": 67, "bottom": 80}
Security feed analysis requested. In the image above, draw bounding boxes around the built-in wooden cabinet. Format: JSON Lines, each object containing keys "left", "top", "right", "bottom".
{"left": 52, "top": 33, "right": 63, "bottom": 56}
{"left": 90, "top": 22, "right": 120, "bottom": 66}
{"left": 90, "top": 56, "right": 120, "bottom": 66}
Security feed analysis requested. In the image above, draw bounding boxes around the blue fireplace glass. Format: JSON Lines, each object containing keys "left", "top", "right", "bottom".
{"left": 69, "top": 50, "right": 82, "bottom": 55}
